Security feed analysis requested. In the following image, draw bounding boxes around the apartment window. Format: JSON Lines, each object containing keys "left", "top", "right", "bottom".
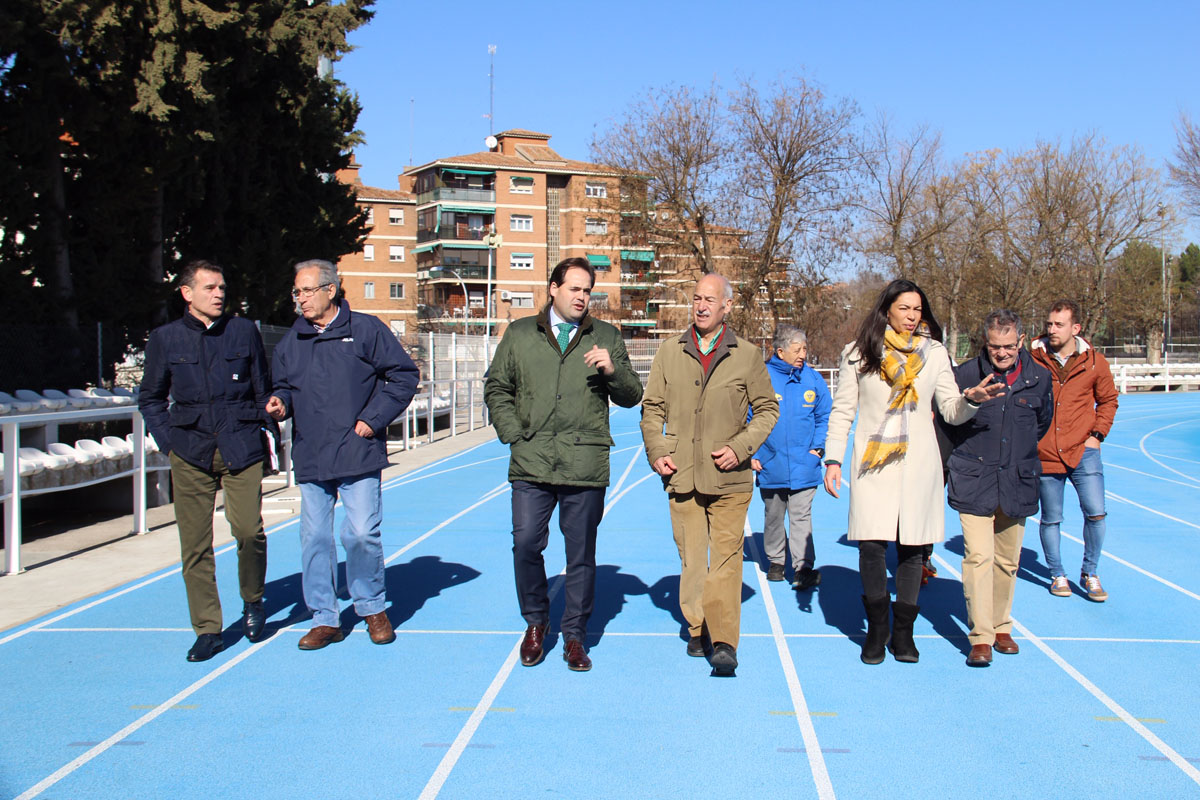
{"left": 585, "top": 218, "right": 608, "bottom": 235}
{"left": 510, "top": 176, "right": 534, "bottom": 194}
{"left": 390, "top": 320, "right": 406, "bottom": 336}
{"left": 510, "top": 214, "right": 533, "bottom": 232}
{"left": 585, "top": 181, "right": 607, "bottom": 198}
{"left": 588, "top": 291, "right": 609, "bottom": 309}
{"left": 363, "top": 281, "right": 375, "bottom": 299}
{"left": 363, "top": 244, "right": 375, "bottom": 261}
{"left": 389, "top": 245, "right": 405, "bottom": 262}
{"left": 390, "top": 282, "right": 405, "bottom": 300}
{"left": 510, "top": 253, "right": 534, "bottom": 270}
{"left": 364, "top": 206, "right": 374, "bottom": 225}
{"left": 388, "top": 208, "right": 404, "bottom": 225}
{"left": 510, "top": 292, "right": 534, "bottom": 308}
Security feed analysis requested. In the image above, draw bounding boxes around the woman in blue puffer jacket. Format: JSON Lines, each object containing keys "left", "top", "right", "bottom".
{"left": 751, "top": 325, "right": 832, "bottom": 590}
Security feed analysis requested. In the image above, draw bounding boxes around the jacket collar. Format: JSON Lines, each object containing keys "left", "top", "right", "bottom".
{"left": 292, "top": 298, "right": 353, "bottom": 337}
{"left": 766, "top": 354, "right": 803, "bottom": 380}
{"left": 181, "top": 312, "right": 227, "bottom": 334}
{"left": 536, "top": 305, "right": 594, "bottom": 356}
{"left": 1031, "top": 334, "right": 1091, "bottom": 356}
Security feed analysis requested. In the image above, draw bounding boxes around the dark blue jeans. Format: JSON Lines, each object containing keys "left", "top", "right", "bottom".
{"left": 510, "top": 480, "right": 605, "bottom": 643}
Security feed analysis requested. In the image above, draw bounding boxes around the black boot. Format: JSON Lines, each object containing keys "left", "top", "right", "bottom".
{"left": 888, "top": 601, "right": 920, "bottom": 663}
{"left": 860, "top": 595, "right": 890, "bottom": 665}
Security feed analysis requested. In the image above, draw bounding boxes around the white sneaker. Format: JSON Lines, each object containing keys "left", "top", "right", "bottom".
{"left": 1081, "top": 573, "right": 1108, "bottom": 602}
{"left": 1049, "top": 576, "right": 1071, "bottom": 597}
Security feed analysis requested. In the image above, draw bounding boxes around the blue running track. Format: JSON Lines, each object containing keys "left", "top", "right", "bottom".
{"left": 1, "top": 393, "right": 1198, "bottom": 798}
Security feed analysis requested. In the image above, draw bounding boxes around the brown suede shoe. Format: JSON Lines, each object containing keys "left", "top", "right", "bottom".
{"left": 563, "top": 639, "right": 592, "bottom": 672}
{"left": 298, "top": 625, "right": 345, "bottom": 651}
{"left": 993, "top": 632, "right": 1019, "bottom": 654}
{"left": 966, "top": 643, "right": 993, "bottom": 667}
{"left": 364, "top": 611, "right": 395, "bottom": 645}
{"left": 520, "top": 623, "right": 548, "bottom": 667}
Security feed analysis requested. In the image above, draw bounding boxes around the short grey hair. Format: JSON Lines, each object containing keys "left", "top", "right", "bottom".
{"left": 772, "top": 324, "right": 807, "bottom": 352}
{"left": 294, "top": 259, "right": 341, "bottom": 300}
{"left": 983, "top": 308, "right": 1021, "bottom": 337}
{"left": 697, "top": 272, "right": 734, "bottom": 301}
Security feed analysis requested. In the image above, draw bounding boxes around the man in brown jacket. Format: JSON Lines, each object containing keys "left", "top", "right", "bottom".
{"left": 641, "top": 273, "right": 779, "bottom": 675}
{"left": 1030, "top": 299, "right": 1119, "bottom": 602}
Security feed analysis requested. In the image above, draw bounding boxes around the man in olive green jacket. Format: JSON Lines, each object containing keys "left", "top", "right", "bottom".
{"left": 641, "top": 273, "right": 778, "bottom": 675}
{"left": 485, "top": 257, "right": 643, "bottom": 671}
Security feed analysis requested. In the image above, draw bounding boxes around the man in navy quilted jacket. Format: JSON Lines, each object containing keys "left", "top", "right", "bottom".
{"left": 140, "top": 259, "right": 273, "bottom": 662}
{"left": 267, "top": 260, "right": 418, "bottom": 651}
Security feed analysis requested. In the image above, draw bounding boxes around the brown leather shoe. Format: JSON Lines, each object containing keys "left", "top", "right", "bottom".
{"left": 993, "top": 632, "right": 1019, "bottom": 654}
{"left": 298, "top": 625, "right": 344, "bottom": 651}
{"left": 563, "top": 639, "right": 592, "bottom": 672}
{"left": 520, "top": 623, "right": 548, "bottom": 666}
{"left": 966, "top": 643, "right": 993, "bottom": 667}
{"left": 364, "top": 611, "right": 395, "bottom": 645}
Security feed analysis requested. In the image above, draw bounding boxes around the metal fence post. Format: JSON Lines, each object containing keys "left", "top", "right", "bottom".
{"left": 132, "top": 411, "right": 148, "bottom": 534}
{"left": 3, "top": 421, "right": 22, "bottom": 574}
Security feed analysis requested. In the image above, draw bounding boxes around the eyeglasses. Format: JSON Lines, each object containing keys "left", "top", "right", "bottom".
{"left": 291, "top": 283, "right": 333, "bottom": 299}
{"left": 986, "top": 343, "right": 1020, "bottom": 353}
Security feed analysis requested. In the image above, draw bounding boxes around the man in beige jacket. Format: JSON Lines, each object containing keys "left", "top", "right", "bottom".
{"left": 641, "top": 273, "right": 779, "bottom": 675}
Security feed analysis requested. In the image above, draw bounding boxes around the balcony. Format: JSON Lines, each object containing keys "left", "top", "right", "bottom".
{"left": 418, "top": 264, "right": 496, "bottom": 282}
{"left": 620, "top": 271, "right": 657, "bottom": 289}
{"left": 416, "top": 186, "right": 496, "bottom": 205}
{"left": 417, "top": 225, "right": 491, "bottom": 244}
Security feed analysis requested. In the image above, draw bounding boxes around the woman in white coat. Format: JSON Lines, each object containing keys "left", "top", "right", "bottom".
{"left": 823, "top": 280, "right": 1002, "bottom": 664}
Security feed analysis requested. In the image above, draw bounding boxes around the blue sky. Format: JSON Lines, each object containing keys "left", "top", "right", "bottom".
{"left": 337, "top": 0, "right": 1198, "bottom": 245}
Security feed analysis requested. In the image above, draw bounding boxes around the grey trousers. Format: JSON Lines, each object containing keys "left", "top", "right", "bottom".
{"left": 760, "top": 487, "right": 817, "bottom": 571}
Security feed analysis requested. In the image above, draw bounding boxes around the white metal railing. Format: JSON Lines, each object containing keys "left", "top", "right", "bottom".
{"left": 3, "top": 406, "right": 166, "bottom": 575}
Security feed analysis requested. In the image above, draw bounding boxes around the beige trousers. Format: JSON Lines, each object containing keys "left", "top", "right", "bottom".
{"left": 960, "top": 508, "right": 1025, "bottom": 646}
{"left": 668, "top": 491, "right": 752, "bottom": 649}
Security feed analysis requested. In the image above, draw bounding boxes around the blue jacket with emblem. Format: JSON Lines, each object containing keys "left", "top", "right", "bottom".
{"left": 752, "top": 355, "right": 832, "bottom": 491}
{"left": 943, "top": 348, "right": 1054, "bottom": 518}
{"left": 270, "top": 300, "right": 419, "bottom": 483}
{"left": 139, "top": 313, "right": 273, "bottom": 472}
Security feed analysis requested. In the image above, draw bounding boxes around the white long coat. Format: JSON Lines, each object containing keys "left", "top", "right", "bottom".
{"left": 824, "top": 340, "right": 977, "bottom": 545}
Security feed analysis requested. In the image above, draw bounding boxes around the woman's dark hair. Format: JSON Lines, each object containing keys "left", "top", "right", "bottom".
{"left": 852, "top": 278, "right": 943, "bottom": 375}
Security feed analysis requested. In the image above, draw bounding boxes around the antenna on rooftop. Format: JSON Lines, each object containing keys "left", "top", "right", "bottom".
{"left": 486, "top": 45, "right": 496, "bottom": 136}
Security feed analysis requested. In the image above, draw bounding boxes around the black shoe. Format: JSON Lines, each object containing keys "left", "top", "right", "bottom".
{"left": 686, "top": 636, "right": 707, "bottom": 657}
{"left": 792, "top": 567, "right": 822, "bottom": 591}
{"left": 766, "top": 563, "right": 785, "bottom": 582}
{"left": 710, "top": 642, "right": 738, "bottom": 676}
{"left": 242, "top": 601, "right": 266, "bottom": 642}
{"left": 186, "top": 633, "right": 225, "bottom": 662}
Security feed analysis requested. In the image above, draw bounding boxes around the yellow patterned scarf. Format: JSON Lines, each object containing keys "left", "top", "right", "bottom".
{"left": 860, "top": 322, "right": 930, "bottom": 473}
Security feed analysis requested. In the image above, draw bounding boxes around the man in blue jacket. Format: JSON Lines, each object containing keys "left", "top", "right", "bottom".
{"left": 751, "top": 326, "right": 831, "bottom": 590}
{"left": 944, "top": 309, "right": 1053, "bottom": 667}
{"left": 266, "top": 260, "right": 419, "bottom": 651}
{"left": 140, "top": 259, "right": 273, "bottom": 662}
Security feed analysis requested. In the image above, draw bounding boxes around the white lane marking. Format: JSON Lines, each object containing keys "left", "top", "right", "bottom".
{"left": 1104, "top": 491, "right": 1200, "bottom": 531}
{"left": 603, "top": 472, "right": 657, "bottom": 517}
{"left": 421, "top": 458, "right": 644, "bottom": 798}
{"left": 932, "top": 552, "right": 1200, "bottom": 785}
{"left": 15, "top": 637, "right": 275, "bottom": 800}
{"left": 1105, "top": 462, "right": 1200, "bottom": 489}
{"left": 1106, "top": 442, "right": 1200, "bottom": 467}
{"left": 0, "top": 518, "right": 300, "bottom": 645}
{"left": 1139, "top": 420, "right": 1200, "bottom": 486}
{"left": 384, "top": 455, "right": 510, "bottom": 490}
{"left": 746, "top": 522, "right": 835, "bottom": 800}
{"left": 381, "top": 437, "right": 498, "bottom": 489}
{"left": 383, "top": 482, "right": 509, "bottom": 566}
{"left": 608, "top": 445, "right": 646, "bottom": 500}
{"left": 1054, "top": 529, "right": 1200, "bottom": 603}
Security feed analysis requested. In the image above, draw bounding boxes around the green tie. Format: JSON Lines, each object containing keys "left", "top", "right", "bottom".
{"left": 556, "top": 322, "right": 573, "bottom": 353}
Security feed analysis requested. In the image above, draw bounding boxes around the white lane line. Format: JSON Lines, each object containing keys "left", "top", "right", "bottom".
{"left": 421, "top": 453, "right": 643, "bottom": 798}
{"left": 608, "top": 445, "right": 646, "bottom": 501}
{"left": 1106, "top": 442, "right": 1200, "bottom": 467}
{"left": 383, "top": 482, "right": 509, "bottom": 566}
{"left": 1055, "top": 529, "right": 1200, "bottom": 602}
{"left": 381, "top": 438, "right": 498, "bottom": 489}
{"left": 1139, "top": 420, "right": 1200, "bottom": 486}
{"left": 384, "top": 455, "right": 510, "bottom": 489}
{"left": 0, "top": 517, "right": 301, "bottom": 646}
{"left": 1105, "top": 462, "right": 1200, "bottom": 489}
{"left": 15, "top": 637, "right": 276, "bottom": 800}
{"left": 1105, "top": 491, "right": 1200, "bottom": 531}
{"left": 932, "top": 552, "right": 1200, "bottom": 786}
{"left": 746, "top": 522, "right": 835, "bottom": 800}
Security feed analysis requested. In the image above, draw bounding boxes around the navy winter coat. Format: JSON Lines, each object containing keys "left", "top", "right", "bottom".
{"left": 944, "top": 349, "right": 1054, "bottom": 518}
{"left": 270, "top": 300, "right": 419, "bottom": 483}
{"left": 139, "top": 314, "right": 273, "bottom": 472}
{"left": 753, "top": 356, "right": 832, "bottom": 491}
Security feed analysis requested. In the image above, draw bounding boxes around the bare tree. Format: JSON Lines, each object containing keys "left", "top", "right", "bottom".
{"left": 1169, "top": 113, "right": 1200, "bottom": 216}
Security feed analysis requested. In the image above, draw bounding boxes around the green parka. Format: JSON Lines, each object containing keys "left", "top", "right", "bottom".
{"left": 485, "top": 309, "right": 643, "bottom": 486}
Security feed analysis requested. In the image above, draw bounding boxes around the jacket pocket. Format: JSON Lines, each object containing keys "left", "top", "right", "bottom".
{"left": 571, "top": 431, "right": 613, "bottom": 483}
{"left": 168, "top": 406, "right": 203, "bottom": 428}
{"left": 167, "top": 351, "right": 203, "bottom": 397}
{"left": 947, "top": 453, "right": 985, "bottom": 506}
{"left": 1016, "top": 457, "right": 1041, "bottom": 509}
{"left": 225, "top": 348, "right": 251, "bottom": 383}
